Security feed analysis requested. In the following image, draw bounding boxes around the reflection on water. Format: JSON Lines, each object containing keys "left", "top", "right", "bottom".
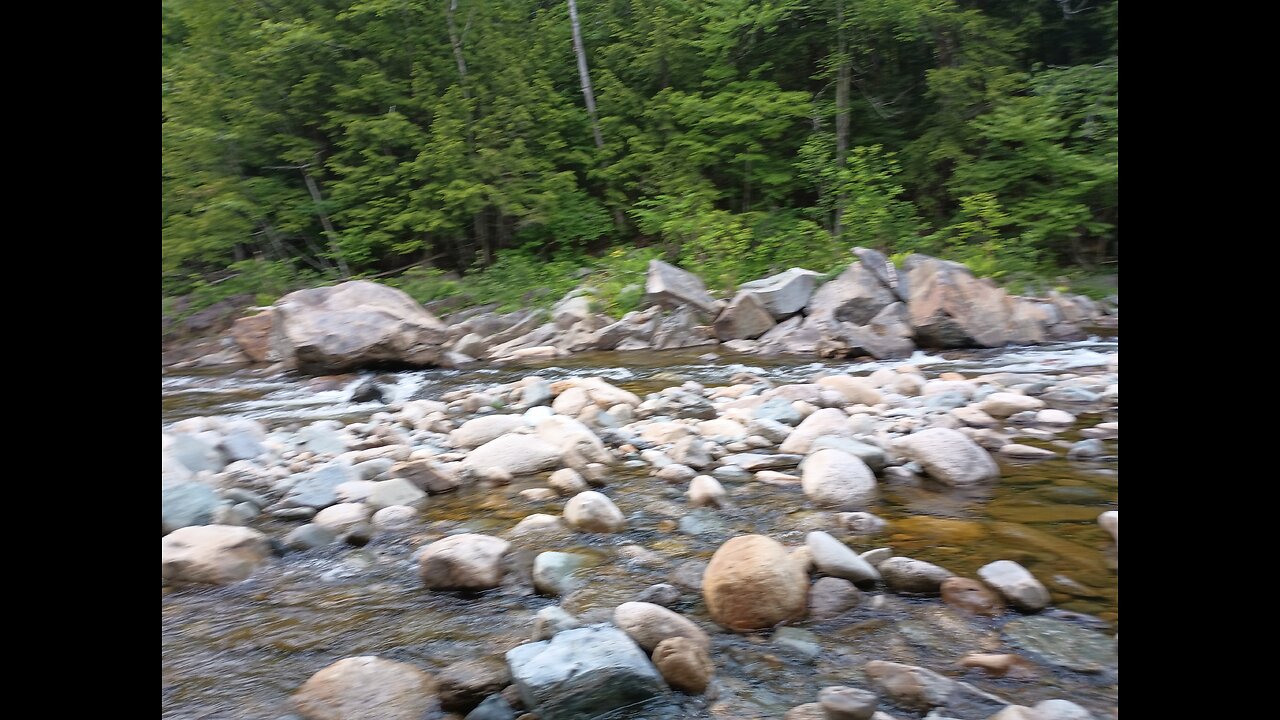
{"left": 162, "top": 337, "right": 1117, "bottom": 719}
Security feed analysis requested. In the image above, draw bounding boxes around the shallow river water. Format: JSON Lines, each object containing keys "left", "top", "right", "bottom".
{"left": 162, "top": 337, "right": 1117, "bottom": 720}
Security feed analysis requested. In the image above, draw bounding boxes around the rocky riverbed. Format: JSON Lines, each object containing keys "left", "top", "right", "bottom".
{"left": 163, "top": 340, "right": 1117, "bottom": 720}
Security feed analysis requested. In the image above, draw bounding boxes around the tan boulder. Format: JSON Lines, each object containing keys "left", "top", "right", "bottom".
{"left": 703, "top": 535, "right": 808, "bottom": 631}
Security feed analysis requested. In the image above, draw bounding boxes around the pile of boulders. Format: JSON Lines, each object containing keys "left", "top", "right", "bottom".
{"left": 204, "top": 251, "right": 1114, "bottom": 373}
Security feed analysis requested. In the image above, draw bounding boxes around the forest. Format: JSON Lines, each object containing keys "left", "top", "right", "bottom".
{"left": 162, "top": 0, "right": 1116, "bottom": 316}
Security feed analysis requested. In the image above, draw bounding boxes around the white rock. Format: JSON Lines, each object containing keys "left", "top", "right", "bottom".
{"left": 1099, "top": 510, "right": 1118, "bottom": 542}
{"left": 800, "top": 448, "right": 877, "bottom": 509}
{"left": 449, "top": 414, "right": 527, "bottom": 449}
{"left": 688, "top": 475, "right": 727, "bottom": 508}
{"left": 563, "top": 491, "right": 626, "bottom": 533}
{"left": 977, "top": 560, "right": 1051, "bottom": 612}
{"left": 313, "top": 502, "right": 372, "bottom": 534}
{"left": 548, "top": 468, "right": 589, "bottom": 495}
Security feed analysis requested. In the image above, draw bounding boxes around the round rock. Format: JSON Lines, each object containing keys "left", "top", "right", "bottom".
{"left": 652, "top": 636, "right": 714, "bottom": 694}
{"left": 563, "top": 490, "right": 626, "bottom": 532}
{"left": 703, "top": 534, "right": 808, "bottom": 631}
{"left": 418, "top": 534, "right": 510, "bottom": 590}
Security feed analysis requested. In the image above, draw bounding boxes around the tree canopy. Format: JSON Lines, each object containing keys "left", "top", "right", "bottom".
{"left": 163, "top": 0, "right": 1117, "bottom": 308}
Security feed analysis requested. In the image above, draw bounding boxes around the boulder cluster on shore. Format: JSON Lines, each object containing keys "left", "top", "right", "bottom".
{"left": 164, "top": 329, "right": 1118, "bottom": 719}
{"left": 171, "top": 249, "right": 1115, "bottom": 371}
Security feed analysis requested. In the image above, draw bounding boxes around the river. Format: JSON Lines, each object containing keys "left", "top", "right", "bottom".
{"left": 162, "top": 337, "right": 1117, "bottom": 719}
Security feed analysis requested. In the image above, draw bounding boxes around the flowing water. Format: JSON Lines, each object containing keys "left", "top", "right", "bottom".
{"left": 162, "top": 337, "right": 1118, "bottom": 720}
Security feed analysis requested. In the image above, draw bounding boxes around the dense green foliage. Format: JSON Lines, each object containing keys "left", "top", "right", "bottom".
{"left": 163, "top": 0, "right": 1116, "bottom": 314}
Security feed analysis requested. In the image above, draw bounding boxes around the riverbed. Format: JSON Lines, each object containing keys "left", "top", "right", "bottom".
{"left": 162, "top": 337, "right": 1117, "bottom": 719}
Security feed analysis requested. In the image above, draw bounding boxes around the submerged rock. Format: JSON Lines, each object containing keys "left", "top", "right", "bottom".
{"left": 1002, "top": 616, "right": 1117, "bottom": 673}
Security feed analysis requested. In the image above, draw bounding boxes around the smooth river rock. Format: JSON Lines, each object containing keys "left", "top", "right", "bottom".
{"left": 463, "top": 434, "right": 562, "bottom": 476}
{"left": 292, "top": 655, "right": 438, "bottom": 720}
{"left": 893, "top": 428, "right": 999, "bottom": 485}
{"left": 977, "top": 560, "right": 1051, "bottom": 612}
{"left": 806, "top": 531, "right": 881, "bottom": 584}
{"left": 879, "top": 557, "right": 954, "bottom": 595}
{"left": 162, "top": 525, "right": 271, "bottom": 585}
{"left": 703, "top": 534, "right": 809, "bottom": 631}
{"left": 418, "top": 533, "right": 510, "bottom": 590}
{"left": 562, "top": 490, "right": 626, "bottom": 532}
{"left": 652, "top": 636, "right": 715, "bottom": 694}
{"left": 801, "top": 448, "right": 877, "bottom": 510}
{"left": 613, "top": 601, "right": 710, "bottom": 652}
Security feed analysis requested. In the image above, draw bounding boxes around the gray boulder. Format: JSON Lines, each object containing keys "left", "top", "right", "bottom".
{"left": 739, "top": 267, "right": 821, "bottom": 319}
{"left": 645, "top": 260, "right": 719, "bottom": 315}
{"left": 713, "top": 291, "right": 777, "bottom": 340}
{"left": 505, "top": 624, "right": 667, "bottom": 720}
{"left": 271, "top": 280, "right": 449, "bottom": 373}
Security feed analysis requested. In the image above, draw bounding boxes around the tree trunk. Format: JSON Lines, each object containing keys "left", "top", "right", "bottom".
{"left": 834, "top": 0, "right": 850, "bottom": 240}
{"left": 568, "top": 0, "right": 605, "bottom": 150}
{"left": 301, "top": 169, "right": 350, "bottom": 278}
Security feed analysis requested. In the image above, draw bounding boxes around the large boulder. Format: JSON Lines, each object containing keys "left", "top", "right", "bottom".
{"left": 292, "top": 656, "right": 438, "bottom": 720}
{"left": 894, "top": 428, "right": 999, "bottom": 485}
{"left": 271, "top": 280, "right": 449, "bottom": 373}
{"left": 713, "top": 291, "right": 777, "bottom": 340}
{"left": 651, "top": 306, "right": 718, "bottom": 350}
{"left": 645, "top": 260, "right": 719, "bottom": 315}
{"left": 162, "top": 525, "right": 271, "bottom": 585}
{"left": 703, "top": 534, "right": 809, "bottom": 631}
{"left": 906, "top": 256, "right": 1039, "bottom": 348}
{"left": 739, "top": 267, "right": 821, "bottom": 319}
{"left": 808, "top": 263, "right": 897, "bottom": 326}
{"left": 505, "top": 624, "right": 667, "bottom": 720}
{"left": 418, "top": 533, "right": 510, "bottom": 590}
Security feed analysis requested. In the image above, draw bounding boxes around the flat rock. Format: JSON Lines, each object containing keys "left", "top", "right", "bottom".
{"left": 1003, "top": 616, "right": 1118, "bottom": 673}
{"left": 879, "top": 557, "right": 954, "bottom": 595}
{"left": 505, "top": 624, "right": 667, "bottom": 720}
